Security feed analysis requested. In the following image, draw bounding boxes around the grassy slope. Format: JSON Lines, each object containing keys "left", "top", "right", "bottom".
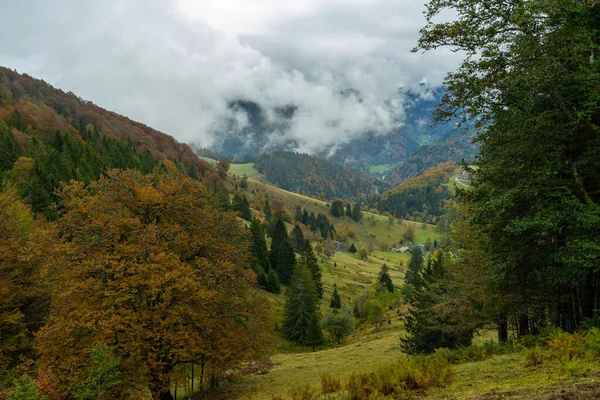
{"left": 230, "top": 163, "right": 269, "bottom": 182}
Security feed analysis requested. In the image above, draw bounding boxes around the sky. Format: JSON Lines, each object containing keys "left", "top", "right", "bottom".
{"left": 0, "top": 0, "right": 462, "bottom": 151}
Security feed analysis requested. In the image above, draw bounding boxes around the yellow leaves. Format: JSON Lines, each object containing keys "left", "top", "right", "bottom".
{"left": 0, "top": 184, "right": 34, "bottom": 240}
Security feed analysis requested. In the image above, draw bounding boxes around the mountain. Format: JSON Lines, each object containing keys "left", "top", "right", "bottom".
{"left": 385, "top": 128, "right": 478, "bottom": 184}
{"left": 207, "top": 86, "right": 467, "bottom": 171}
{"left": 372, "top": 162, "right": 457, "bottom": 224}
{"left": 0, "top": 67, "right": 224, "bottom": 218}
{"left": 0, "top": 67, "right": 215, "bottom": 177}
{"left": 253, "top": 151, "right": 389, "bottom": 201}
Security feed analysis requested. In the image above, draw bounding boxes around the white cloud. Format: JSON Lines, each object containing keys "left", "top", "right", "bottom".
{"left": 0, "top": 0, "right": 462, "bottom": 152}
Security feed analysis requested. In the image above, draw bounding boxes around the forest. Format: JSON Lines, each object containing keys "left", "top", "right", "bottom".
{"left": 253, "top": 151, "right": 389, "bottom": 202}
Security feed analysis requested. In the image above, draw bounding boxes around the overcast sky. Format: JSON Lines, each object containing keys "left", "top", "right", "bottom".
{"left": 0, "top": 0, "right": 462, "bottom": 150}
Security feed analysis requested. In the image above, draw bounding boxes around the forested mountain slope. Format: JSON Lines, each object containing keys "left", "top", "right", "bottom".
{"left": 253, "top": 151, "right": 389, "bottom": 201}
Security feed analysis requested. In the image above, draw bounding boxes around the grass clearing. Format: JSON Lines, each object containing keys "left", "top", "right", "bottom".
{"left": 230, "top": 163, "right": 269, "bottom": 182}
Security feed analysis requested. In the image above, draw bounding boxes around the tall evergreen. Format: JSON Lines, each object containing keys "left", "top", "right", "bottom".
{"left": 302, "top": 240, "right": 323, "bottom": 298}
{"left": 405, "top": 246, "right": 423, "bottom": 286}
{"left": 275, "top": 239, "right": 296, "bottom": 285}
{"left": 345, "top": 203, "right": 352, "bottom": 217}
{"left": 294, "top": 206, "right": 303, "bottom": 222}
{"left": 329, "top": 285, "right": 342, "bottom": 310}
{"left": 282, "top": 264, "right": 320, "bottom": 346}
{"left": 378, "top": 264, "right": 394, "bottom": 293}
{"left": 291, "top": 224, "right": 305, "bottom": 252}
{"left": 269, "top": 217, "right": 288, "bottom": 269}
{"left": 232, "top": 193, "right": 251, "bottom": 221}
{"left": 306, "top": 313, "right": 324, "bottom": 352}
{"left": 0, "top": 121, "right": 20, "bottom": 172}
{"left": 330, "top": 200, "right": 345, "bottom": 217}
{"left": 263, "top": 199, "right": 272, "bottom": 223}
{"left": 351, "top": 203, "right": 362, "bottom": 222}
{"left": 265, "top": 269, "right": 281, "bottom": 294}
{"left": 250, "top": 219, "right": 271, "bottom": 274}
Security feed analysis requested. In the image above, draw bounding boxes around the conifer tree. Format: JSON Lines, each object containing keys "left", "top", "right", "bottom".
{"left": 294, "top": 206, "right": 303, "bottom": 222}
{"left": 306, "top": 314, "right": 324, "bottom": 352}
{"left": 378, "top": 264, "right": 394, "bottom": 293}
{"left": 269, "top": 217, "right": 288, "bottom": 269}
{"left": 263, "top": 199, "right": 272, "bottom": 223}
{"left": 329, "top": 285, "right": 342, "bottom": 310}
{"left": 302, "top": 240, "right": 323, "bottom": 298}
{"left": 250, "top": 219, "right": 271, "bottom": 274}
{"left": 0, "top": 121, "right": 20, "bottom": 172}
{"left": 232, "top": 193, "right": 251, "bottom": 221}
{"left": 292, "top": 224, "right": 305, "bottom": 252}
{"left": 348, "top": 243, "right": 357, "bottom": 254}
{"left": 345, "top": 203, "right": 352, "bottom": 217}
{"left": 266, "top": 269, "right": 281, "bottom": 294}
{"left": 276, "top": 239, "right": 296, "bottom": 285}
{"left": 405, "top": 246, "right": 423, "bottom": 286}
{"left": 282, "top": 264, "right": 320, "bottom": 346}
{"left": 351, "top": 203, "right": 362, "bottom": 222}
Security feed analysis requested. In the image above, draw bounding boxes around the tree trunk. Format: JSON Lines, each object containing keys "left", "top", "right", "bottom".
{"left": 497, "top": 316, "right": 508, "bottom": 344}
{"left": 159, "top": 390, "right": 174, "bottom": 400}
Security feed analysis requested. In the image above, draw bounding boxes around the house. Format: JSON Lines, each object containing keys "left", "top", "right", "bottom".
{"left": 392, "top": 246, "right": 410, "bottom": 253}
{"left": 334, "top": 241, "right": 349, "bottom": 252}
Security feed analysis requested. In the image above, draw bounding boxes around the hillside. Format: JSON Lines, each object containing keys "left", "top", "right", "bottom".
{"left": 373, "top": 162, "right": 457, "bottom": 224}
{"left": 253, "top": 151, "right": 390, "bottom": 201}
{"left": 385, "top": 129, "right": 478, "bottom": 184}
{"left": 0, "top": 67, "right": 216, "bottom": 178}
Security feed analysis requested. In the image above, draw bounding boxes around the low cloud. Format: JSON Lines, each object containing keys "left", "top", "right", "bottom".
{"left": 0, "top": 0, "right": 462, "bottom": 152}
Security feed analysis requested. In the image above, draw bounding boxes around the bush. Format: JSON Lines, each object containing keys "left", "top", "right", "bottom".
{"left": 287, "top": 384, "right": 319, "bottom": 400}
{"left": 525, "top": 346, "right": 545, "bottom": 367}
{"left": 320, "top": 373, "right": 341, "bottom": 394}
{"left": 547, "top": 331, "right": 586, "bottom": 363}
{"left": 585, "top": 328, "right": 600, "bottom": 355}
{"left": 8, "top": 376, "right": 45, "bottom": 400}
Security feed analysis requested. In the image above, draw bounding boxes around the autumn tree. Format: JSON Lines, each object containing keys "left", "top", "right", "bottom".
{"left": 36, "top": 169, "right": 270, "bottom": 400}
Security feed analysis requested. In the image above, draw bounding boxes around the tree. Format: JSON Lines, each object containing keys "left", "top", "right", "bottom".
{"left": 250, "top": 219, "right": 271, "bottom": 274}
{"left": 0, "top": 121, "right": 21, "bottom": 172}
{"left": 321, "top": 312, "right": 355, "bottom": 344}
{"left": 75, "top": 344, "right": 122, "bottom": 400}
{"left": 404, "top": 224, "right": 416, "bottom": 242}
{"left": 301, "top": 240, "right": 323, "bottom": 298}
{"left": 36, "top": 169, "right": 270, "bottom": 400}
{"left": 356, "top": 248, "right": 368, "bottom": 261}
{"left": 306, "top": 314, "right": 324, "bottom": 352}
{"left": 217, "top": 159, "right": 230, "bottom": 172}
{"left": 269, "top": 217, "right": 288, "bottom": 269}
{"left": 282, "top": 264, "right": 320, "bottom": 346}
{"left": 265, "top": 269, "right": 281, "bottom": 294}
{"left": 351, "top": 203, "right": 362, "bottom": 222}
{"left": 329, "top": 286, "right": 342, "bottom": 310}
{"left": 232, "top": 193, "right": 251, "bottom": 221}
{"left": 291, "top": 224, "right": 305, "bottom": 252}
{"left": 405, "top": 246, "right": 423, "bottom": 286}
{"left": 330, "top": 200, "right": 345, "bottom": 217}
{"left": 294, "top": 206, "right": 303, "bottom": 222}
{"left": 402, "top": 251, "right": 474, "bottom": 354}
{"left": 417, "top": 0, "right": 600, "bottom": 331}
{"left": 378, "top": 264, "right": 394, "bottom": 293}
{"left": 348, "top": 243, "right": 357, "bottom": 254}
{"left": 275, "top": 239, "right": 296, "bottom": 285}
{"left": 345, "top": 203, "right": 352, "bottom": 217}
{"left": 9, "top": 109, "right": 27, "bottom": 132}
{"left": 263, "top": 199, "right": 272, "bottom": 223}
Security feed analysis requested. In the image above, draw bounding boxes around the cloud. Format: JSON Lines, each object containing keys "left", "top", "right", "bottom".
{"left": 0, "top": 0, "right": 462, "bottom": 152}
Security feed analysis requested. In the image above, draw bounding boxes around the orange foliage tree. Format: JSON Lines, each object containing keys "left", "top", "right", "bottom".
{"left": 36, "top": 168, "right": 270, "bottom": 400}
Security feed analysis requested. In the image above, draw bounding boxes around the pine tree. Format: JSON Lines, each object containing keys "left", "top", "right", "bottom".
{"left": 348, "top": 243, "right": 357, "bottom": 254}
{"left": 265, "top": 269, "right": 281, "bottom": 294}
{"left": 345, "top": 203, "right": 352, "bottom": 217}
{"left": 329, "top": 285, "right": 342, "bottom": 310}
{"left": 263, "top": 199, "right": 272, "bottom": 223}
{"left": 301, "top": 209, "right": 309, "bottom": 225}
{"left": 250, "top": 219, "right": 271, "bottom": 275}
{"left": 282, "top": 264, "right": 320, "bottom": 346}
{"left": 270, "top": 217, "right": 288, "bottom": 270}
{"left": 352, "top": 203, "right": 362, "bottom": 222}
{"left": 292, "top": 224, "right": 305, "bottom": 252}
{"left": 275, "top": 239, "right": 296, "bottom": 285}
{"left": 330, "top": 200, "right": 345, "bottom": 217}
{"left": 302, "top": 240, "right": 323, "bottom": 298}
{"left": 0, "top": 121, "right": 21, "bottom": 172}
{"left": 378, "top": 264, "right": 394, "bottom": 293}
{"left": 232, "top": 193, "right": 251, "bottom": 221}
{"left": 405, "top": 246, "right": 423, "bottom": 286}
{"left": 306, "top": 313, "right": 324, "bottom": 352}
{"left": 295, "top": 206, "right": 303, "bottom": 222}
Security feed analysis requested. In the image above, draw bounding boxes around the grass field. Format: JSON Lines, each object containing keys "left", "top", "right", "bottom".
{"left": 368, "top": 164, "right": 394, "bottom": 177}
{"left": 230, "top": 163, "right": 269, "bottom": 182}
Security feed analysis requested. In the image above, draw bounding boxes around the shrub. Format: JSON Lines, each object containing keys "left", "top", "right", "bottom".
{"left": 8, "top": 376, "right": 46, "bottom": 400}
{"left": 525, "top": 346, "right": 545, "bottom": 367}
{"left": 320, "top": 373, "right": 341, "bottom": 394}
{"left": 547, "top": 331, "right": 586, "bottom": 363}
{"left": 287, "top": 384, "right": 319, "bottom": 400}
{"left": 585, "top": 328, "right": 600, "bottom": 356}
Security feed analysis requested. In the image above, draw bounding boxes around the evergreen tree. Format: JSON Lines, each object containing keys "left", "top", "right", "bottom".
{"left": 265, "top": 269, "right": 281, "bottom": 294}
{"left": 405, "top": 246, "right": 423, "bottom": 286}
{"left": 282, "top": 264, "right": 320, "bottom": 346}
{"left": 292, "top": 224, "right": 305, "bottom": 252}
{"left": 306, "top": 313, "right": 324, "bottom": 352}
{"left": 295, "top": 205, "right": 303, "bottom": 222}
{"left": 256, "top": 267, "right": 268, "bottom": 289}
{"left": 275, "top": 239, "right": 296, "bottom": 285}
{"left": 330, "top": 200, "right": 345, "bottom": 217}
{"left": 402, "top": 251, "right": 473, "bottom": 353}
{"left": 0, "top": 121, "right": 20, "bottom": 172}
{"left": 269, "top": 217, "right": 288, "bottom": 269}
{"left": 301, "top": 209, "right": 309, "bottom": 225}
{"left": 263, "top": 199, "right": 272, "bottom": 223}
{"left": 250, "top": 219, "right": 271, "bottom": 274}
{"left": 329, "top": 286, "right": 342, "bottom": 310}
{"left": 345, "top": 203, "right": 352, "bottom": 217}
{"left": 348, "top": 243, "right": 357, "bottom": 254}
{"left": 302, "top": 240, "right": 323, "bottom": 298}
{"left": 378, "top": 264, "right": 394, "bottom": 293}
{"left": 9, "top": 110, "right": 26, "bottom": 132}
{"left": 351, "top": 203, "right": 362, "bottom": 222}
{"left": 232, "top": 193, "right": 251, "bottom": 221}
